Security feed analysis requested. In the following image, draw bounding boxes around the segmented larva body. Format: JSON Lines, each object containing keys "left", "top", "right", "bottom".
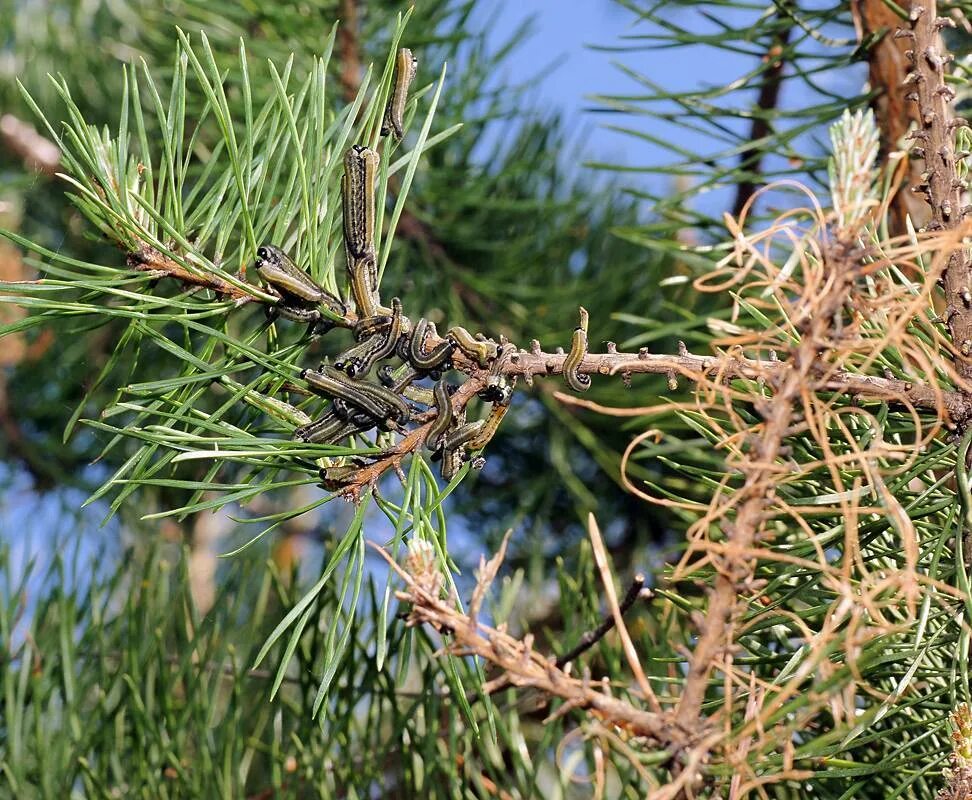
{"left": 426, "top": 379, "right": 454, "bottom": 451}
{"left": 564, "top": 307, "right": 592, "bottom": 392}
{"left": 382, "top": 48, "right": 418, "bottom": 140}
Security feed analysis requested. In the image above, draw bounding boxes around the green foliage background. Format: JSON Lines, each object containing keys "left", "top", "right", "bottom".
{"left": 4, "top": 0, "right": 968, "bottom": 797}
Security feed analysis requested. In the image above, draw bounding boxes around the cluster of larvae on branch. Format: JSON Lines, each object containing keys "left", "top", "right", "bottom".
{"left": 251, "top": 47, "right": 592, "bottom": 490}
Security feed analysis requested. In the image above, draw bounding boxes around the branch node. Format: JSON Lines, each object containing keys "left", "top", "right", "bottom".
{"left": 924, "top": 46, "right": 944, "bottom": 71}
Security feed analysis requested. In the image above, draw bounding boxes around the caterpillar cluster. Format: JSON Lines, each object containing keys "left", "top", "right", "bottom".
{"left": 252, "top": 49, "right": 515, "bottom": 491}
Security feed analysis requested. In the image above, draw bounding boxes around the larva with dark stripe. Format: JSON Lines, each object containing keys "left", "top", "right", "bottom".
{"left": 439, "top": 402, "right": 468, "bottom": 480}
{"left": 425, "top": 379, "right": 454, "bottom": 451}
{"left": 447, "top": 326, "right": 497, "bottom": 368}
{"left": 564, "top": 307, "right": 592, "bottom": 392}
{"left": 353, "top": 313, "right": 392, "bottom": 342}
{"left": 466, "top": 402, "right": 510, "bottom": 450}
{"left": 342, "top": 374, "right": 412, "bottom": 424}
{"left": 335, "top": 297, "right": 406, "bottom": 378}
{"left": 314, "top": 365, "right": 411, "bottom": 426}
{"left": 348, "top": 254, "right": 380, "bottom": 318}
{"left": 255, "top": 244, "right": 347, "bottom": 321}
{"left": 440, "top": 421, "right": 483, "bottom": 453}
{"left": 295, "top": 413, "right": 359, "bottom": 444}
{"left": 319, "top": 464, "right": 362, "bottom": 492}
{"left": 407, "top": 318, "right": 454, "bottom": 373}
{"left": 381, "top": 48, "right": 418, "bottom": 140}
{"left": 439, "top": 445, "right": 466, "bottom": 481}
{"left": 302, "top": 367, "right": 390, "bottom": 423}
{"left": 342, "top": 146, "right": 379, "bottom": 261}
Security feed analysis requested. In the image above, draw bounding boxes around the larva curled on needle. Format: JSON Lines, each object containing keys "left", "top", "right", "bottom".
{"left": 564, "top": 306, "right": 592, "bottom": 392}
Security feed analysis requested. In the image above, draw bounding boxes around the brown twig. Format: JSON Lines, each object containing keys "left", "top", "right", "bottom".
{"left": 904, "top": 2, "right": 972, "bottom": 383}
{"left": 555, "top": 573, "right": 648, "bottom": 669}
{"left": 127, "top": 247, "right": 262, "bottom": 303}
{"left": 330, "top": 327, "right": 970, "bottom": 498}
{"left": 372, "top": 538, "right": 693, "bottom": 751}
{"left": 333, "top": 336, "right": 966, "bottom": 498}
{"left": 124, "top": 245, "right": 359, "bottom": 331}
{"left": 489, "top": 343, "right": 972, "bottom": 421}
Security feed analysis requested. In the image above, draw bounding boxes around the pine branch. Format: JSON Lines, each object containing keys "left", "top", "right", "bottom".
{"left": 334, "top": 328, "right": 972, "bottom": 496}
{"left": 374, "top": 537, "right": 693, "bottom": 751}
{"left": 673, "top": 238, "right": 868, "bottom": 782}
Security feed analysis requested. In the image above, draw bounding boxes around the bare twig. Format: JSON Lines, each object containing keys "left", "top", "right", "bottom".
{"left": 127, "top": 247, "right": 263, "bottom": 303}
{"left": 905, "top": 2, "right": 972, "bottom": 382}
{"left": 494, "top": 345, "right": 971, "bottom": 422}
{"left": 372, "top": 538, "right": 694, "bottom": 751}
{"left": 334, "top": 334, "right": 965, "bottom": 498}
{"left": 555, "top": 573, "right": 647, "bottom": 669}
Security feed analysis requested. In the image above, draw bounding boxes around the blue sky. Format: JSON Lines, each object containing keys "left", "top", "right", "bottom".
{"left": 474, "top": 0, "right": 760, "bottom": 212}
{"left": 479, "top": 1, "right": 867, "bottom": 213}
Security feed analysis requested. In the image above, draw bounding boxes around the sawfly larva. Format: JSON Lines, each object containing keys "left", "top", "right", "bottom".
{"left": 381, "top": 48, "right": 418, "bottom": 140}
{"left": 447, "top": 326, "right": 498, "bottom": 368}
{"left": 295, "top": 413, "right": 359, "bottom": 444}
{"left": 407, "top": 318, "right": 454, "bottom": 373}
{"left": 335, "top": 297, "right": 405, "bottom": 378}
{"left": 342, "top": 146, "right": 379, "bottom": 260}
{"left": 425, "top": 379, "right": 454, "bottom": 451}
{"left": 564, "top": 307, "right": 592, "bottom": 392}
{"left": 466, "top": 402, "right": 510, "bottom": 450}
{"left": 255, "top": 244, "right": 347, "bottom": 321}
